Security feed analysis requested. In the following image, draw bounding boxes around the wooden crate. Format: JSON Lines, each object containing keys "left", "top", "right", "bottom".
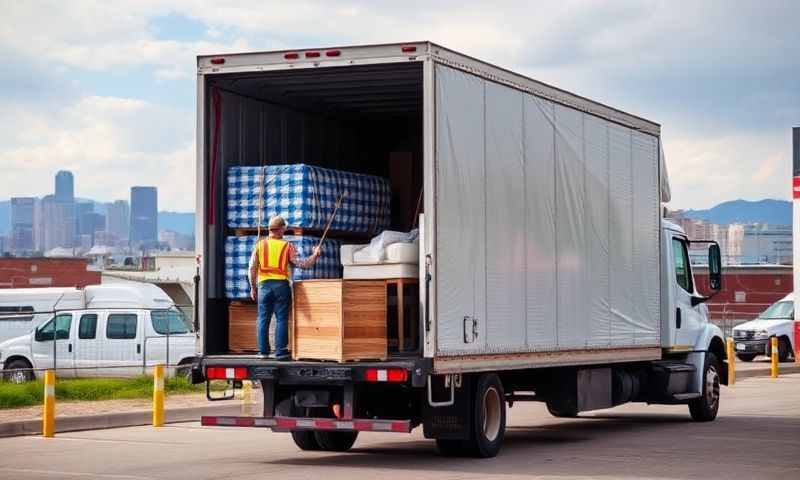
{"left": 292, "top": 279, "right": 387, "bottom": 362}
{"left": 228, "top": 301, "right": 292, "bottom": 353}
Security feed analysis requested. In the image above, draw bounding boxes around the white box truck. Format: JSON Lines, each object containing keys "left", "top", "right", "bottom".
{"left": 195, "top": 42, "right": 728, "bottom": 457}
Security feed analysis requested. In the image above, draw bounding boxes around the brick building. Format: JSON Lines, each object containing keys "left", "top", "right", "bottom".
{"left": 0, "top": 257, "right": 101, "bottom": 288}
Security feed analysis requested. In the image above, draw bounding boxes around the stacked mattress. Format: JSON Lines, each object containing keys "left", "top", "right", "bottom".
{"left": 340, "top": 235, "right": 419, "bottom": 280}
{"left": 225, "top": 235, "right": 342, "bottom": 299}
{"left": 227, "top": 164, "right": 391, "bottom": 234}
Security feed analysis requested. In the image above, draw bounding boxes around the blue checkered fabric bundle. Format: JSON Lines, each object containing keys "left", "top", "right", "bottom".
{"left": 224, "top": 235, "right": 343, "bottom": 299}
{"left": 227, "top": 164, "right": 391, "bottom": 235}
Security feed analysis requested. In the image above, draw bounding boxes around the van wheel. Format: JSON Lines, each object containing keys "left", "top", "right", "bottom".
{"left": 689, "top": 352, "right": 720, "bottom": 422}
{"left": 291, "top": 431, "right": 321, "bottom": 451}
{"left": 463, "top": 373, "right": 506, "bottom": 458}
{"left": 778, "top": 337, "right": 791, "bottom": 362}
{"left": 3, "top": 359, "right": 34, "bottom": 384}
{"left": 736, "top": 353, "right": 756, "bottom": 362}
{"left": 313, "top": 431, "right": 358, "bottom": 451}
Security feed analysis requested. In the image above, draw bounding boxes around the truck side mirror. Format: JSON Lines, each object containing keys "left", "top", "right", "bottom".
{"left": 708, "top": 244, "right": 722, "bottom": 292}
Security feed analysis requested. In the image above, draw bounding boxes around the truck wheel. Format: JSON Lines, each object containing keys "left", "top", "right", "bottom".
{"left": 434, "top": 439, "right": 464, "bottom": 456}
{"left": 778, "top": 337, "right": 791, "bottom": 362}
{"left": 313, "top": 431, "right": 358, "bottom": 452}
{"left": 689, "top": 352, "right": 720, "bottom": 422}
{"left": 463, "top": 373, "right": 506, "bottom": 458}
{"left": 291, "top": 431, "right": 321, "bottom": 451}
{"left": 546, "top": 403, "right": 579, "bottom": 418}
{"left": 736, "top": 353, "right": 756, "bottom": 362}
{"left": 3, "top": 359, "right": 34, "bottom": 383}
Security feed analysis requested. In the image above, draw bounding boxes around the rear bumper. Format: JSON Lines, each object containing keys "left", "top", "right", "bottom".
{"left": 201, "top": 415, "right": 412, "bottom": 433}
{"left": 198, "top": 355, "right": 432, "bottom": 387}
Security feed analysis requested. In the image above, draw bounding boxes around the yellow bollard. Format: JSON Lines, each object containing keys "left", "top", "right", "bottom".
{"left": 153, "top": 364, "right": 165, "bottom": 427}
{"left": 42, "top": 370, "right": 55, "bottom": 438}
{"left": 770, "top": 337, "right": 779, "bottom": 378}
{"left": 241, "top": 380, "right": 254, "bottom": 416}
{"left": 726, "top": 337, "right": 736, "bottom": 386}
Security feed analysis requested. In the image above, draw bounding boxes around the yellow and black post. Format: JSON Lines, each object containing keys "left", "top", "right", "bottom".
{"left": 153, "top": 364, "right": 165, "bottom": 427}
{"left": 42, "top": 370, "right": 55, "bottom": 437}
{"left": 770, "top": 337, "right": 779, "bottom": 378}
{"left": 726, "top": 337, "right": 736, "bottom": 385}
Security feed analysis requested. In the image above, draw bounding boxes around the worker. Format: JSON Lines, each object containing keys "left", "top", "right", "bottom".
{"left": 249, "top": 216, "right": 321, "bottom": 359}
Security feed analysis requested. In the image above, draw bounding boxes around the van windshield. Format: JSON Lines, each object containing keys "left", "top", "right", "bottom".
{"left": 151, "top": 308, "right": 192, "bottom": 334}
{"left": 759, "top": 301, "right": 794, "bottom": 320}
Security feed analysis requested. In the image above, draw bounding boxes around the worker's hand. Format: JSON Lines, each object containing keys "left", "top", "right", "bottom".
{"left": 312, "top": 246, "right": 322, "bottom": 258}
{"left": 250, "top": 289, "right": 257, "bottom": 302}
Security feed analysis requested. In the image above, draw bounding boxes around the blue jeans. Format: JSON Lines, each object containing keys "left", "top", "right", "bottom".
{"left": 256, "top": 280, "right": 291, "bottom": 357}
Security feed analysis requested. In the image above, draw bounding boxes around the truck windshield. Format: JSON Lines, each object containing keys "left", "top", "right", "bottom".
{"left": 759, "top": 301, "right": 793, "bottom": 320}
{"left": 151, "top": 308, "right": 192, "bottom": 334}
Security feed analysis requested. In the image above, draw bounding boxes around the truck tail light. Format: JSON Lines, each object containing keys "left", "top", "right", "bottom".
{"left": 206, "top": 367, "right": 247, "bottom": 380}
{"left": 284, "top": 52, "right": 299, "bottom": 60}
{"left": 325, "top": 50, "right": 341, "bottom": 57}
{"left": 365, "top": 368, "right": 408, "bottom": 383}
{"left": 305, "top": 51, "right": 321, "bottom": 58}
{"left": 210, "top": 58, "right": 225, "bottom": 65}
{"left": 401, "top": 46, "right": 417, "bottom": 53}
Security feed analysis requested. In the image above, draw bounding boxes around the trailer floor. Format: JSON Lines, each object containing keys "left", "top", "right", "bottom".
{"left": 1, "top": 374, "right": 797, "bottom": 480}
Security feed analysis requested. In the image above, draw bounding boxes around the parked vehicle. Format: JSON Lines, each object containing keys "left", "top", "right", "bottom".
{"left": 0, "top": 287, "right": 87, "bottom": 343}
{"left": 0, "top": 284, "right": 198, "bottom": 383}
{"left": 194, "top": 42, "right": 728, "bottom": 457}
{"left": 732, "top": 293, "right": 796, "bottom": 362}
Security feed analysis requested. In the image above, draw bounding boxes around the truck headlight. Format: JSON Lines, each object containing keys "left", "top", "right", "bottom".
{"left": 754, "top": 330, "right": 769, "bottom": 340}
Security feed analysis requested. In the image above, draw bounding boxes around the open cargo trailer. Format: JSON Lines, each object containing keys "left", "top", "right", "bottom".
{"left": 196, "top": 42, "right": 727, "bottom": 457}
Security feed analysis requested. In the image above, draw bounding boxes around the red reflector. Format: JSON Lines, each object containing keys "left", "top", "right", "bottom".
{"left": 401, "top": 46, "right": 417, "bottom": 53}
{"left": 201, "top": 416, "right": 218, "bottom": 426}
{"left": 206, "top": 366, "right": 248, "bottom": 380}
{"left": 354, "top": 420, "right": 372, "bottom": 430}
{"left": 276, "top": 418, "right": 297, "bottom": 429}
{"left": 284, "top": 52, "right": 299, "bottom": 60}
{"left": 235, "top": 417, "right": 255, "bottom": 427}
{"left": 315, "top": 419, "right": 335, "bottom": 429}
{"left": 210, "top": 58, "right": 225, "bottom": 65}
{"left": 325, "top": 50, "right": 341, "bottom": 57}
{"left": 305, "top": 51, "right": 321, "bottom": 58}
{"left": 391, "top": 421, "right": 408, "bottom": 432}
{"left": 365, "top": 368, "right": 408, "bottom": 383}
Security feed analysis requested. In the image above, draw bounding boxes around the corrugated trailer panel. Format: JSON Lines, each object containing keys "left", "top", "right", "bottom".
{"left": 434, "top": 63, "right": 660, "bottom": 356}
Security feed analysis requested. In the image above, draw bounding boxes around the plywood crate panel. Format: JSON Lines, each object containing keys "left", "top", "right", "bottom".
{"left": 228, "top": 301, "right": 292, "bottom": 353}
{"left": 293, "top": 279, "right": 387, "bottom": 362}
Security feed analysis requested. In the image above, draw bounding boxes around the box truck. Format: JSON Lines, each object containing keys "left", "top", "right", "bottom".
{"left": 195, "top": 42, "right": 727, "bottom": 457}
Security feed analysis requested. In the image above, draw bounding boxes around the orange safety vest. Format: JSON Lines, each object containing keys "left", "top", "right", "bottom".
{"left": 257, "top": 238, "right": 291, "bottom": 282}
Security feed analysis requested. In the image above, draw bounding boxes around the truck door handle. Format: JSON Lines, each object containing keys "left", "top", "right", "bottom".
{"left": 68, "top": 343, "right": 72, "bottom": 353}
{"left": 137, "top": 344, "right": 141, "bottom": 354}
{"left": 676, "top": 308, "right": 682, "bottom": 329}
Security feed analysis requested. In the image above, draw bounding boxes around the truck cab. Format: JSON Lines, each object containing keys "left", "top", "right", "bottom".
{"left": 732, "top": 293, "right": 796, "bottom": 362}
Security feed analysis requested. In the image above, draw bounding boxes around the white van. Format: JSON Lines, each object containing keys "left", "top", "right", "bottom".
{"left": 732, "top": 292, "right": 796, "bottom": 362}
{"left": 0, "top": 284, "right": 198, "bottom": 382}
{"left": 0, "top": 287, "right": 89, "bottom": 344}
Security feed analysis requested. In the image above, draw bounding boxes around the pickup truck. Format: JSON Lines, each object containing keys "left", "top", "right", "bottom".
{"left": 732, "top": 293, "right": 796, "bottom": 362}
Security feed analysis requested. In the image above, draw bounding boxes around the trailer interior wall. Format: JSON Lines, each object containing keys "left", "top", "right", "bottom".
{"left": 201, "top": 62, "right": 424, "bottom": 354}
{"left": 434, "top": 64, "right": 661, "bottom": 357}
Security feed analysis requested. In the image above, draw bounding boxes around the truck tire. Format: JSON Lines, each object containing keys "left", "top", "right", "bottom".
{"left": 463, "top": 373, "right": 506, "bottom": 458}
{"left": 736, "top": 353, "right": 756, "bottom": 362}
{"left": 291, "top": 431, "right": 321, "bottom": 451}
{"left": 689, "top": 352, "right": 720, "bottom": 422}
{"left": 546, "top": 403, "right": 579, "bottom": 418}
{"left": 3, "top": 359, "right": 34, "bottom": 383}
{"left": 778, "top": 337, "right": 791, "bottom": 362}
{"left": 434, "top": 439, "right": 464, "bottom": 456}
{"left": 313, "top": 431, "right": 358, "bottom": 452}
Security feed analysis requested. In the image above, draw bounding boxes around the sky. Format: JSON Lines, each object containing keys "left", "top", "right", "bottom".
{"left": 1, "top": 0, "right": 798, "bottom": 211}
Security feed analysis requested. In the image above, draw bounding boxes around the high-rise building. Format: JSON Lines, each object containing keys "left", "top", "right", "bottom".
{"left": 105, "top": 200, "right": 130, "bottom": 240}
{"left": 55, "top": 170, "right": 74, "bottom": 203}
{"left": 10, "top": 197, "right": 36, "bottom": 254}
{"left": 41, "top": 195, "right": 75, "bottom": 250}
{"left": 130, "top": 187, "right": 158, "bottom": 247}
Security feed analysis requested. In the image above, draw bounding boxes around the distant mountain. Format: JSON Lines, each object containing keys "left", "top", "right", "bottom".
{"left": 683, "top": 199, "right": 791, "bottom": 225}
{"left": 0, "top": 199, "right": 194, "bottom": 236}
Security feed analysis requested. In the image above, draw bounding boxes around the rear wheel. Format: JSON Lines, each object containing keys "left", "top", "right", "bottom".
{"left": 689, "top": 352, "right": 720, "bottom": 422}
{"left": 313, "top": 431, "right": 358, "bottom": 452}
{"left": 463, "top": 373, "right": 506, "bottom": 458}
{"left": 291, "top": 431, "right": 321, "bottom": 451}
{"left": 736, "top": 353, "right": 756, "bottom": 362}
{"left": 546, "top": 403, "right": 579, "bottom": 418}
{"left": 778, "top": 337, "right": 791, "bottom": 362}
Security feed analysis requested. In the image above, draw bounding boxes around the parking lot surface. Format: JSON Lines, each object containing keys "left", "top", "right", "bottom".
{"left": 0, "top": 374, "right": 798, "bottom": 480}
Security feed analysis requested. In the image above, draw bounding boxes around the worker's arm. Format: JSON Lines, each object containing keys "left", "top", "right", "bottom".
{"left": 248, "top": 245, "right": 259, "bottom": 302}
{"left": 289, "top": 244, "right": 321, "bottom": 269}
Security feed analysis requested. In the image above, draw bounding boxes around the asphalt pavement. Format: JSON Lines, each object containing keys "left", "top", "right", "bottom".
{"left": 0, "top": 373, "right": 797, "bottom": 480}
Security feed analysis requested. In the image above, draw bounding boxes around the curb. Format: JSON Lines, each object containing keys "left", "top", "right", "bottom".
{"left": 737, "top": 364, "right": 800, "bottom": 380}
{"left": 0, "top": 403, "right": 241, "bottom": 438}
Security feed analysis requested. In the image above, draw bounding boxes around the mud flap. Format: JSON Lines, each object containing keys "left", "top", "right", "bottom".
{"left": 423, "top": 374, "right": 473, "bottom": 440}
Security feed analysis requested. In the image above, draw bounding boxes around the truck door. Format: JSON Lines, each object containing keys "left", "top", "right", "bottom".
{"left": 74, "top": 311, "right": 101, "bottom": 378}
{"left": 31, "top": 313, "right": 75, "bottom": 377}
{"left": 101, "top": 311, "right": 143, "bottom": 376}
{"left": 671, "top": 237, "right": 705, "bottom": 348}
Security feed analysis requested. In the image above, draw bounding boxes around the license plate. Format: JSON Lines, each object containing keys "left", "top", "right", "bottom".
{"left": 736, "top": 343, "right": 746, "bottom": 351}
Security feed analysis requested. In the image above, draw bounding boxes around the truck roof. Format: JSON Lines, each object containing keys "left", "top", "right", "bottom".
{"left": 197, "top": 41, "right": 660, "bottom": 137}
{"left": 0, "top": 284, "right": 174, "bottom": 313}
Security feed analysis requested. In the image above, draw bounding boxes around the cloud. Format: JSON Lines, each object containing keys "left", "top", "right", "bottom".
{"left": 0, "top": 95, "right": 195, "bottom": 211}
